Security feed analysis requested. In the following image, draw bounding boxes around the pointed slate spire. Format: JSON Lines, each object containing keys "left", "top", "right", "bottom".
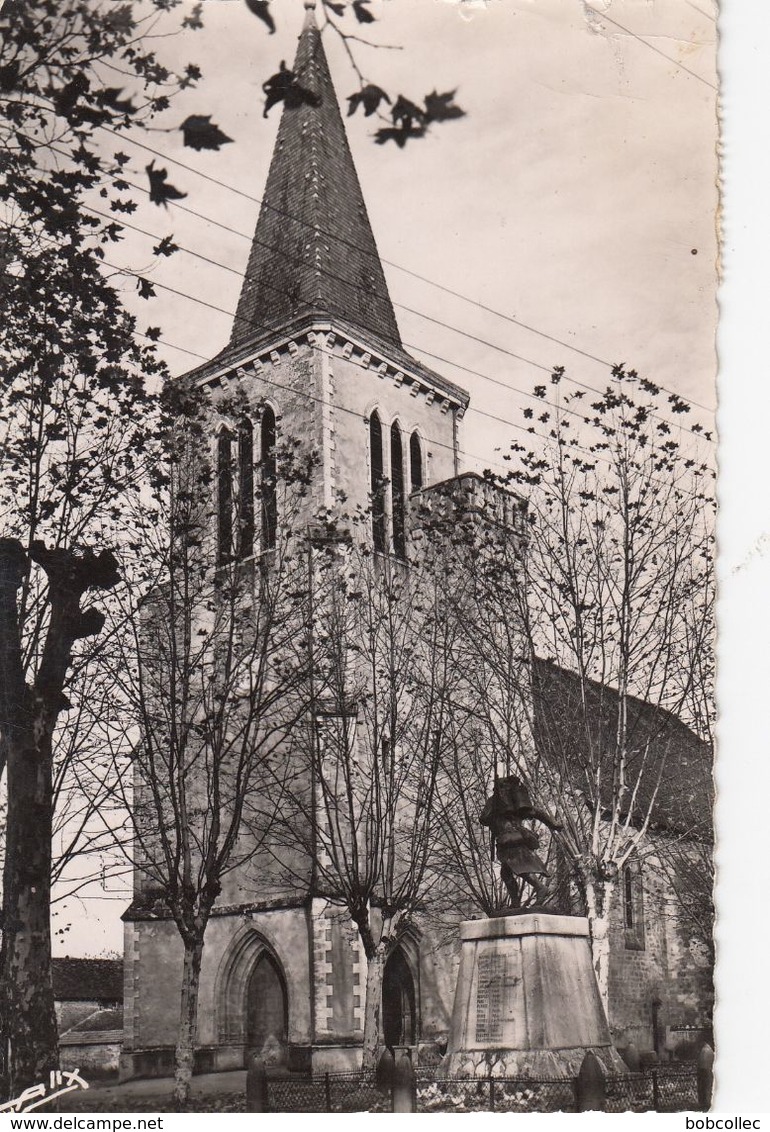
{"left": 230, "top": 0, "right": 402, "bottom": 349}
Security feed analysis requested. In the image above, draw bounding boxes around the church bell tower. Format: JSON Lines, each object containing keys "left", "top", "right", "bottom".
{"left": 122, "top": 1, "right": 471, "bottom": 1079}
{"left": 185, "top": 0, "right": 469, "bottom": 549}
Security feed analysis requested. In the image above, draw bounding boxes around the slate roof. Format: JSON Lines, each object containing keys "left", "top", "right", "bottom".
{"left": 52, "top": 958, "right": 123, "bottom": 1003}
{"left": 531, "top": 657, "right": 713, "bottom": 836}
{"left": 230, "top": 3, "right": 402, "bottom": 350}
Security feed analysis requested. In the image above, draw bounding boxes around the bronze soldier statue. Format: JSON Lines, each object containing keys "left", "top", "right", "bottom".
{"left": 480, "top": 775, "right": 562, "bottom": 910}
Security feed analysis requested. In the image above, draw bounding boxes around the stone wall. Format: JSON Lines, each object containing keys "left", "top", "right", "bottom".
{"left": 60, "top": 1032, "right": 122, "bottom": 1079}
{"left": 607, "top": 854, "right": 712, "bottom": 1057}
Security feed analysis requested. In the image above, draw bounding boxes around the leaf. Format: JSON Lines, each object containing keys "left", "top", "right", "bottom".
{"left": 146, "top": 161, "right": 187, "bottom": 207}
{"left": 0, "top": 61, "right": 20, "bottom": 93}
{"left": 423, "top": 89, "right": 465, "bottom": 123}
{"left": 54, "top": 73, "right": 90, "bottom": 116}
{"left": 153, "top": 235, "right": 179, "bottom": 257}
{"left": 352, "top": 0, "right": 375, "bottom": 22}
{"left": 262, "top": 63, "right": 320, "bottom": 118}
{"left": 145, "top": 327, "right": 162, "bottom": 341}
{"left": 392, "top": 95, "right": 425, "bottom": 130}
{"left": 374, "top": 124, "right": 424, "bottom": 148}
{"left": 182, "top": 2, "right": 204, "bottom": 28}
{"left": 103, "top": 3, "right": 135, "bottom": 31}
{"left": 668, "top": 393, "right": 690, "bottom": 415}
{"left": 326, "top": 0, "right": 346, "bottom": 13}
{"left": 347, "top": 84, "right": 390, "bottom": 118}
{"left": 136, "top": 277, "right": 156, "bottom": 299}
{"left": 99, "top": 88, "right": 136, "bottom": 115}
{"left": 180, "top": 115, "right": 233, "bottom": 151}
{"left": 180, "top": 63, "right": 202, "bottom": 90}
{"left": 245, "top": 0, "right": 276, "bottom": 33}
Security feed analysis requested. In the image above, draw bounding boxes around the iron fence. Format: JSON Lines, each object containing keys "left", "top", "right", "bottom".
{"left": 416, "top": 1074, "right": 576, "bottom": 1114}
{"left": 255, "top": 1064, "right": 700, "bottom": 1113}
{"left": 265, "top": 1071, "right": 389, "bottom": 1114}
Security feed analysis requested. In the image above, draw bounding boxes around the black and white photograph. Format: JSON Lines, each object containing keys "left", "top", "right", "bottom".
{"left": 0, "top": 0, "right": 738, "bottom": 1117}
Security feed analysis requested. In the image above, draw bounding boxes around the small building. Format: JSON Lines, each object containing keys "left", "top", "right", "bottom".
{"left": 53, "top": 958, "right": 123, "bottom": 1078}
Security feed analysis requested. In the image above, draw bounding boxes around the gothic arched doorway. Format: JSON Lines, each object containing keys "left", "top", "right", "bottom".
{"left": 382, "top": 946, "right": 417, "bottom": 1048}
{"left": 246, "top": 950, "right": 288, "bottom": 1067}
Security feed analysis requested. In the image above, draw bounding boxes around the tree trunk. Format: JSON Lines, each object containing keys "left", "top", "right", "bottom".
{"left": 0, "top": 541, "right": 119, "bottom": 1098}
{"left": 173, "top": 936, "right": 205, "bottom": 1107}
{"left": 361, "top": 945, "right": 387, "bottom": 1073}
{"left": 0, "top": 725, "right": 58, "bottom": 1096}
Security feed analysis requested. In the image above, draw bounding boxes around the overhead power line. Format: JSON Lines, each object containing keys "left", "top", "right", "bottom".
{"left": 593, "top": 8, "right": 718, "bottom": 90}
{"left": 82, "top": 200, "right": 614, "bottom": 434}
{"left": 97, "top": 125, "right": 715, "bottom": 418}
{"left": 101, "top": 256, "right": 715, "bottom": 500}
{"left": 129, "top": 318, "right": 713, "bottom": 502}
{"left": 105, "top": 256, "right": 564, "bottom": 449}
{"left": 79, "top": 188, "right": 714, "bottom": 446}
{"left": 88, "top": 199, "right": 713, "bottom": 455}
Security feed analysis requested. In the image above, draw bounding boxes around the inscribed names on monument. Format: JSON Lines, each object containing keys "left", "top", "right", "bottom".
{"left": 475, "top": 952, "right": 507, "bottom": 1044}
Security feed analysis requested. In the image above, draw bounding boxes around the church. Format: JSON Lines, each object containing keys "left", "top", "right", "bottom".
{"left": 120, "top": 1, "right": 713, "bottom": 1079}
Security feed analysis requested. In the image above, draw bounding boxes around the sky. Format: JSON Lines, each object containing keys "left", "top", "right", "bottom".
{"left": 90, "top": 0, "right": 718, "bottom": 479}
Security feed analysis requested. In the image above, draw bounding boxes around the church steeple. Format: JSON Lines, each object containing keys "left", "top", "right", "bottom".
{"left": 230, "top": 0, "right": 402, "bottom": 350}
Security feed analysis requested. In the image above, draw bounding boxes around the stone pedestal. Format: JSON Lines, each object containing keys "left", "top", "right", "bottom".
{"left": 446, "top": 913, "right": 623, "bottom": 1077}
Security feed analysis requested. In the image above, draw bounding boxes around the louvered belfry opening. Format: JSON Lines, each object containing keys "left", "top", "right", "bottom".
{"left": 369, "top": 410, "right": 386, "bottom": 553}
{"left": 391, "top": 421, "right": 406, "bottom": 559}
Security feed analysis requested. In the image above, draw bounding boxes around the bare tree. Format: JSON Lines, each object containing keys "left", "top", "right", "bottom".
{"left": 271, "top": 524, "right": 459, "bottom": 1070}
{"left": 428, "top": 372, "right": 714, "bottom": 1010}
{"left": 101, "top": 391, "right": 315, "bottom": 1105}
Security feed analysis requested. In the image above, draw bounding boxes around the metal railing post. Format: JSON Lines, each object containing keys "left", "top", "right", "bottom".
{"left": 697, "top": 1044, "right": 714, "bottom": 1112}
{"left": 575, "top": 1051, "right": 606, "bottom": 1112}
{"left": 245, "top": 1055, "right": 268, "bottom": 1113}
{"left": 392, "top": 1052, "right": 415, "bottom": 1112}
{"left": 652, "top": 1068, "right": 661, "bottom": 1112}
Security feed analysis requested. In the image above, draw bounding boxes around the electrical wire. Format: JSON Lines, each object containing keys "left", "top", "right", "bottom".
{"left": 97, "top": 125, "right": 716, "bottom": 418}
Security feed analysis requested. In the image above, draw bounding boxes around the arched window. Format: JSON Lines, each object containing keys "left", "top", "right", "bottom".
{"left": 623, "top": 862, "right": 646, "bottom": 951}
{"left": 217, "top": 428, "right": 234, "bottom": 566}
{"left": 369, "top": 411, "right": 386, "bottom": 553}
{"left": 391, "top": 422, "right": 406, "bottom": 560}
{"left": 261, "top": 406, "right": 277, "bottom": 551}
{"left": 238, "top": 418, "right": 254, "bottom": 560}
{"left": 410, "top": 431, "right": 423, "bottom": 493}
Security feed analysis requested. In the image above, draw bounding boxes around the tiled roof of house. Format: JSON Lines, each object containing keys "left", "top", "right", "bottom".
{"left": 52, "top": 958, "right": 123, "bottom": 1003}
{"left": 230, "top": 3, "right": 402, "bottom": 351}
{"left": 531, "top": 657, "right": 713, "bottom": 835}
